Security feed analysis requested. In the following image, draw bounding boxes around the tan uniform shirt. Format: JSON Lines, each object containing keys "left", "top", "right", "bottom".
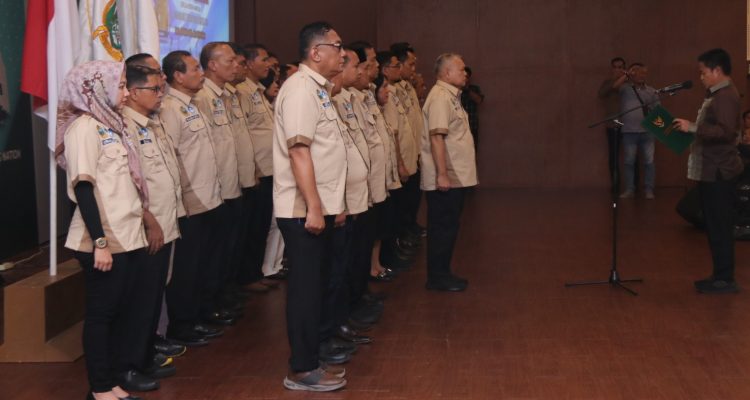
{"left": 365, "top": 84, "right": 401, "bottom": 191}
{"left": 350, "top": 88, "right": 387, "bottom": 204}
{"left": 383, "top": 86, "right": 418, "bottom": 175}
{"left": 122, "top": 106, "right": 183, "bottom": 244}
{"left": 63, "top": 115, "right": 147, "bottom": 253}
{"left": 273, "top": 63, "right": 348, "bottom": 218}
{"left": 237, "top": 78, "right": 274, "bottom": 177}
{"left": 194, "top": 78, "right": 242, "bottom": 200}
{"left": 396, "top": 80, "right": 425, "bottom": 151}
{"left": 161, "top": 87, "right": 222, "bottom": 216}
{"left": 333, "top": 88, "right": 370, "bottom": 214}
{"left": 420, "top": 80, "right": 478, "bottom": 190}
{"left": 225, "top": 83, "right": 257, "bottom": 188}
{"left": 194, "top": 78, "right": 241, "bottom": 199}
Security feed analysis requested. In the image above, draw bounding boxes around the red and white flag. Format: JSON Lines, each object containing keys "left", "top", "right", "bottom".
{"left": 21, "top": 0, "right": 80, "bottom": 149}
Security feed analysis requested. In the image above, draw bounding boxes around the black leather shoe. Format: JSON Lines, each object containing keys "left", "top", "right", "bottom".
{"left": 347, "top": 318, "right": 374, "bottom": 332}
{"left": 154, "top": 335, "right": 186, "bottom": 357}
{"left": 201, "top": 311, "right": 237, "bottom": 326}
{"left": 336, "top": 324, "right": 372, "bottom": 344}
{"left": 265, "top": 269, "right": 287, "bottom": 280}
{"left": 119, "top": 396, "right": 143, "bottom": 400}
{"left": 350, "top": 302, "right": 383, "bottom": 325}
{"left": 143, "top": 359, "right": 176, "bottom": 379}
{"left": 369, "top": 270, "right": 394, "bottom": 282}
{"left": 117, "top": 370, "right": 159, "bottom": 392}
{"left": 319, "top": 342, "right": 352, "bottom": 365}
{"left": 449, "top": 274, "right": 468, "bottom": 285}
{"left": 193, "top": 324, "right": 224, "bottom": 339}
{"left": 426, "top": 278, "right": 467, "bottom": 292}
{"left": 166, "top": 329, "right": 210, "bottom": 347}
{"left": 327, "top": 337, "right": 357, "bottom": 354}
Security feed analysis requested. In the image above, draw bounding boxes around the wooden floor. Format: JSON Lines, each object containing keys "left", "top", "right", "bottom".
{"left": 3, "top": 188, "right": 750, "bottom": 399}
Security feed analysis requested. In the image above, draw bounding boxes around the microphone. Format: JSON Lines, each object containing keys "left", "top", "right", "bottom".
{"left": 657, "top": 80, "right": 693, "bottom": 93}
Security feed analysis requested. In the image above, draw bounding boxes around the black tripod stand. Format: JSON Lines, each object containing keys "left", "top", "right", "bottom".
{"left": 564, "top": 100, "right": 663, "bottom": 296}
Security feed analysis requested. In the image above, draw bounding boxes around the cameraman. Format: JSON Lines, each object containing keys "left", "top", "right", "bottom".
{"left": 616, "top": 63, "right": 659, "bottom": 199}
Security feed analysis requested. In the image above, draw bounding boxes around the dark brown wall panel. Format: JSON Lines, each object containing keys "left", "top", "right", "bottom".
{"left": 238, "top": 0, "right": 747, "bottom": 188}
{"left": 237, "top": 0, "right": 377, "bottom": 64}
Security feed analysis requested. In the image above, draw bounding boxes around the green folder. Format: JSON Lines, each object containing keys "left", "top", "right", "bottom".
{"left": 640, "top": 105, "right": 694, "bottom": 154}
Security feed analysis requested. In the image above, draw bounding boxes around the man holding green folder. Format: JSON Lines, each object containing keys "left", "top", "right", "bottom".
{"left": 673, "top": 48, "right": 743, "bottom": 294}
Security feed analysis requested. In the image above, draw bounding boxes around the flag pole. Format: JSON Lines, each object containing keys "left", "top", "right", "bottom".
{"left": 49, "top": 150, "right": 57, "bottom": 276}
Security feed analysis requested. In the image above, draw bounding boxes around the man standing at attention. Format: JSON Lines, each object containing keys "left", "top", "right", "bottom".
{"left": 674, "top": 48, "right": 743, "bottom": 294}
{"left": 420, "top": 53, "right": 477, "bottom": 292}
{"left": 273, "top": 21, "right": 348, "bottom": 391}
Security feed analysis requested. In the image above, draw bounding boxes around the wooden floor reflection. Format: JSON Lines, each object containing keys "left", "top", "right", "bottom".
{"left": 3, "top": 188, "right": 750, "bottom": 399}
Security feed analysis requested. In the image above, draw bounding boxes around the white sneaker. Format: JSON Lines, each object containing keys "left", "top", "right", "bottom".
{"left": 619, "top": 190, "right": 634, "bottom": 199}
{"left": 645, "top": 190, "right": 655, "bottom": 199}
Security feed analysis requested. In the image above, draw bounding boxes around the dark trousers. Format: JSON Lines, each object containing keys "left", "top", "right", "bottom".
{"left": 116, "top": 242, "right": 171, "bottom": 373}
{"left": 238, "top": 176, "right": 274, "bottom": 284}
{"left": 699, "top": 173, "right": 738, "bottom": 281}
{"left": 606, "top": 127, "right": 621, "bottom": 189}
{"left": 204, "top": 199, "right": 241, "bottom": 313}
{"left": 77, "top": 248, "right": 147, "bottom": 393}
{"left": 352, "top": 208, "right": 378, "bottom": 305}
{"left": 167, "top": 208, "right": 218, "bottom": 332}
{"left": 277, "top": 216, "right": 335, "bottom": 373}
{"left": 426, "top": 188, "right": 467, "bottom": 280}
{"left": 322, "top": 215, "right": 355, "bottom": 342}
{"left": 401, "top": 171, "right": 422, "bottom": 234}
{"left": 231, "top": 188, "right": 257, "bottom": 286}
{"left": 379, "top": 190, "right": 402, "bottom": 264}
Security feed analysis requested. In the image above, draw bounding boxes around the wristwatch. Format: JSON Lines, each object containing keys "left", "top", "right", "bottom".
{"left": 94, "top": 237, "right": 108, "bottom": 249}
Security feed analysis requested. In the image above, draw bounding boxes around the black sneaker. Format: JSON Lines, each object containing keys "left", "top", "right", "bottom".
{"left": 695, "top": 279, "right": 739, "bottom": 294}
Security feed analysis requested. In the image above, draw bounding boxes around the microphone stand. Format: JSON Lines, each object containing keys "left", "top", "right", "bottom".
{"left": 566, "top": 90, "right": 681, "bottom": 296}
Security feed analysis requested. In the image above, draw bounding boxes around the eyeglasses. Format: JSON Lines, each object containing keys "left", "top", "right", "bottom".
{"left": 134, "top": 85, "right": 164, "bottom": 94}
{"left": 315, "top": 42, "right": 343, "bottom": 50}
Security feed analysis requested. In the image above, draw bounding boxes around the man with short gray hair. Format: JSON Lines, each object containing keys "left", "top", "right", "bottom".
{"left": 420, "top": 53, "right": 477, "bottom": 292}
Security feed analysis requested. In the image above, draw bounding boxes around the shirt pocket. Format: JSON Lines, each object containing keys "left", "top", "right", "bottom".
{"left": 141, "top": 144, "right": 165, "bottom": 172}
{"left": 188, "top": 115, "right": 206, "bottom": 131}
{"left": 101, "top": 144, "right": 129, "bottom": 176}
{"left": 231, "top": 104, "right": 245, "bottom": 119}
{"left": 212, "top": 109, "right": 229, "bottom": 126}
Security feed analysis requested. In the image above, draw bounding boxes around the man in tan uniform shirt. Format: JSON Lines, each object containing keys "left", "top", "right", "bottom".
{"left": 420, "top": 53, "right": 477, "bottom": 292}
{"left": 224, "top": 43, "right": 269, "bottom": 295}
{"left": 161, "top": 50, "right": 223, "bottom": 345}
{"left": 235, "top": 44, "right": 279, "bottom": 289}
{"left": 273, "top": 21, "right": 348, "bottom": 391}
{"left": 391, "top": 42, "right": 425, "bottom": 243}
{"left": 194, "top": 42, "right": 245, "bottom": 326}
{"left": 328, "top": 50, "right": 372, "bottom": 350}
{"left": 377, "top": 50, "right": 418, "bottom": 269}
{"left": 119, "top": 64, "right": 184, "bottom": 383}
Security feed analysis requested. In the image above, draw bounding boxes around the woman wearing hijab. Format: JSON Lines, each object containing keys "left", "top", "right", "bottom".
{"left": 56, "top": 60, "right": 149, "bottom": 400}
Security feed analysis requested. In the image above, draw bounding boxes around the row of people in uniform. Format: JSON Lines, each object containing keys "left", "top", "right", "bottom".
{"left": 56, "top": 20, "right": 477, "bottom": 399}
{"left": 272, "top": 22, "right": 477, "bottom": 392}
